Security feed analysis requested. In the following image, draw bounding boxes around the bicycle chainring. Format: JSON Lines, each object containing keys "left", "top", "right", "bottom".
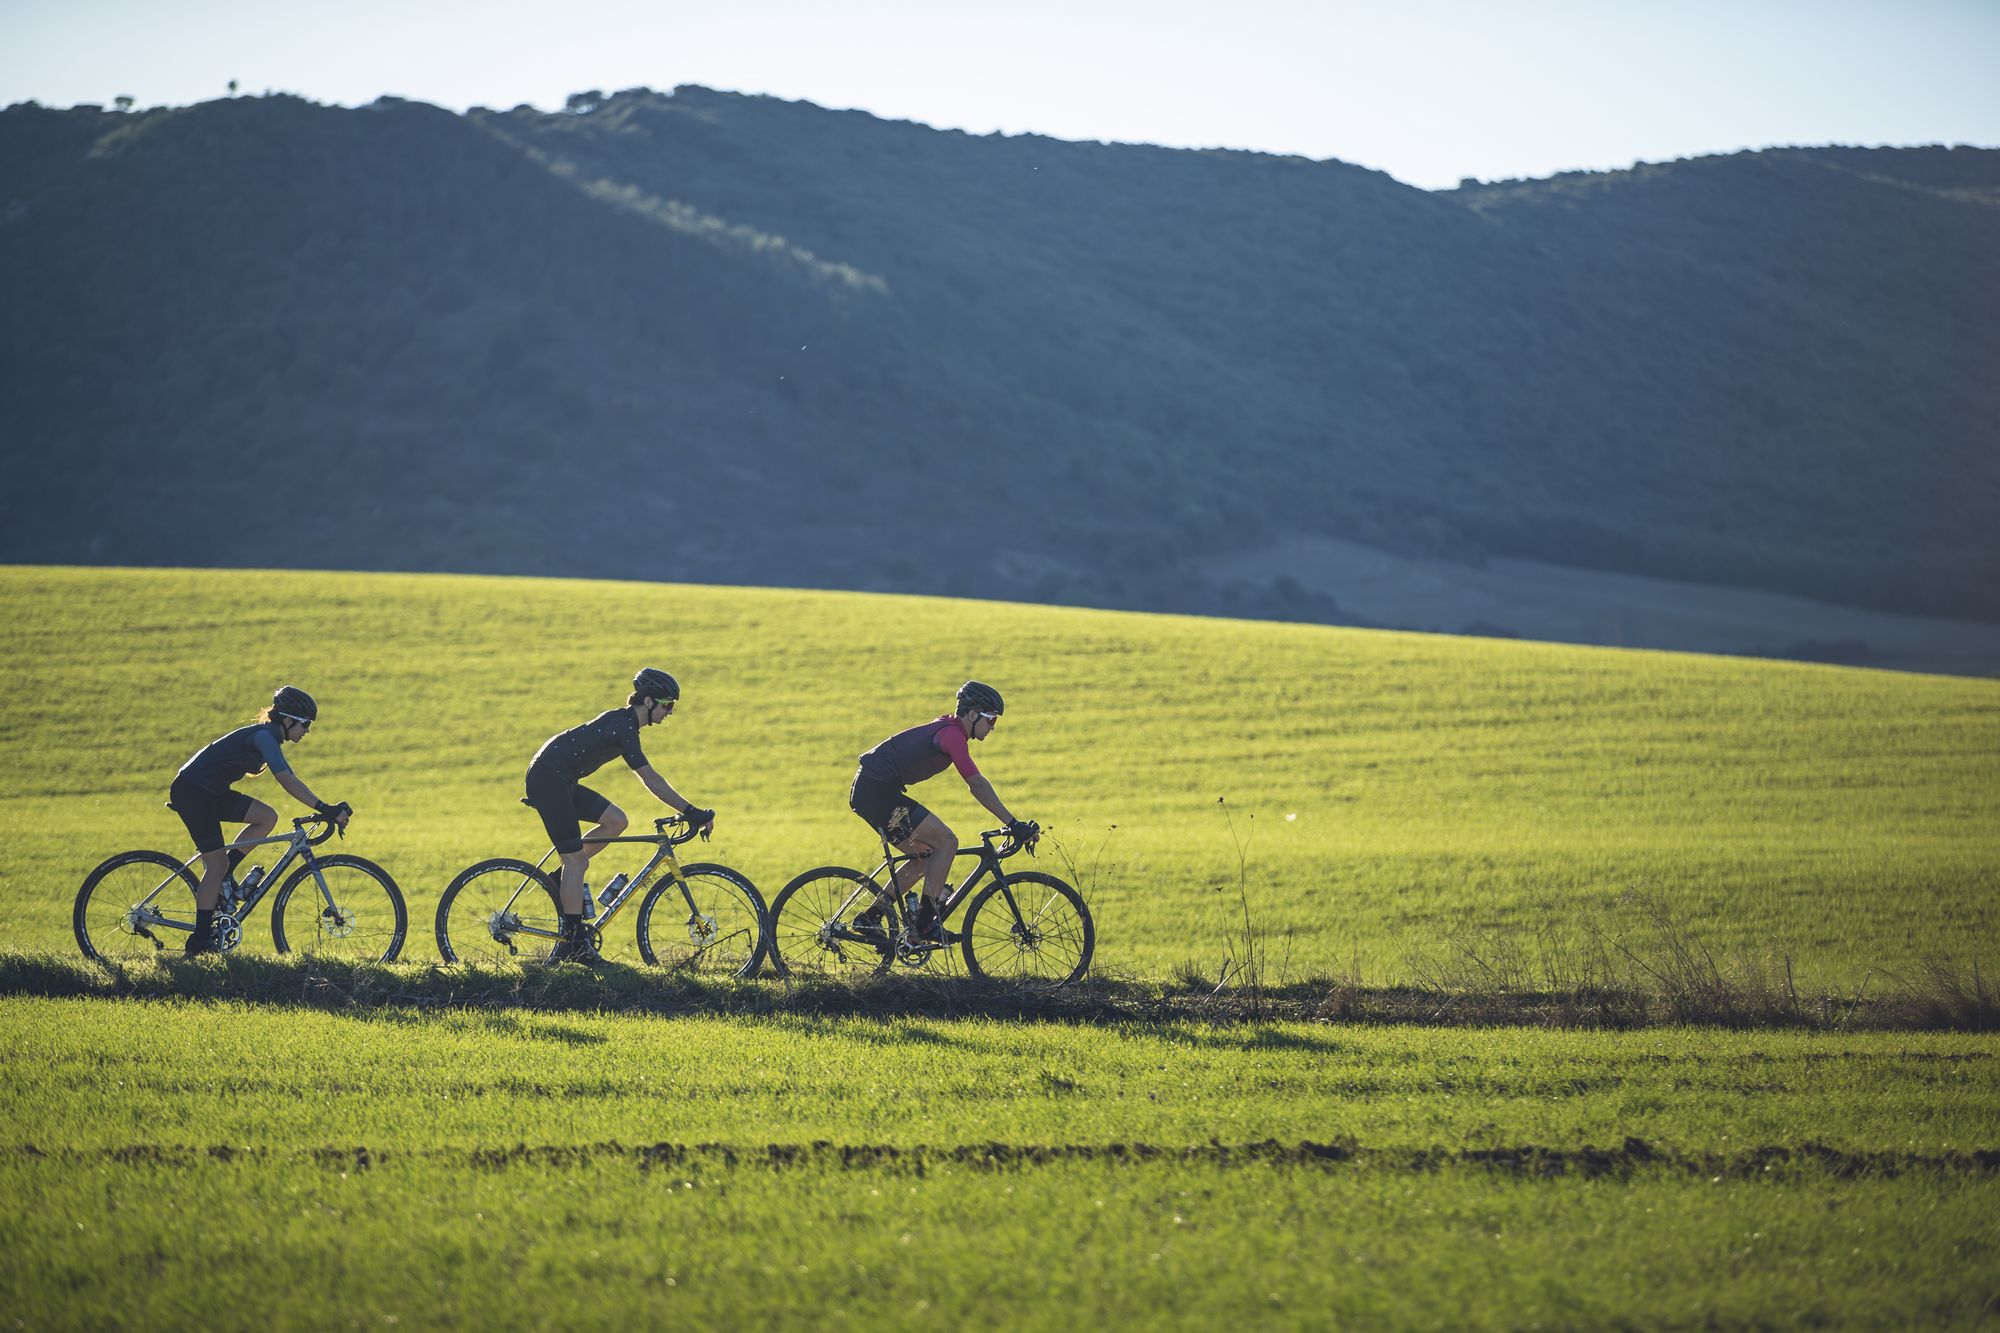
{"left": 212, "top": 912, "right": 244, "bottom": 953}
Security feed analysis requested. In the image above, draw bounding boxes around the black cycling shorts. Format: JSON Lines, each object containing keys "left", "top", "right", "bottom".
{"left": 167, "top": 779, "right": 257, "bottom": 854}
{"left": 849, "top": 772, "right": 929, "bottom": 845}
{"left": 524, "top": 764, "right": 613, "bottom": 855}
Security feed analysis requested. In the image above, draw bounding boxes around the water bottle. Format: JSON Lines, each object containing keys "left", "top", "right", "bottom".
{"left": 599, "top": 873, "right": 630, "bottom": 909}
{"left": 581, "top": 885, "right": 598, "bottom": 920}
{"left": 904, "top": 891, "right": 923, "bottom": 921}
{"left": 239, "top": 866, "right": 265, "bottom": 893}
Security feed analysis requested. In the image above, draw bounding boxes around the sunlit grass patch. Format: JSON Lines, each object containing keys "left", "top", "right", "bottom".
{"left": 1, "top": 565, "right": 1995, "bottom": 984}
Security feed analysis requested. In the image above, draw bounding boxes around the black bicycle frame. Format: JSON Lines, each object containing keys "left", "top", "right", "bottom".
{"left": 842, "top": 828, "right": 1021, "bottom": 925}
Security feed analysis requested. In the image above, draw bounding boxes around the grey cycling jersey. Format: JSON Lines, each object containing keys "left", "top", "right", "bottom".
{"left": 175, "top": 721, "right": 291, "bottom": 795}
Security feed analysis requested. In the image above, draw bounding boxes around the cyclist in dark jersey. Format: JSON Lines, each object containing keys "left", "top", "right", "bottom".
{"left": 168, "top": 685, "right": 349, "bottom": 955}
{"left": 849, "top": 681, "right": 1033, "bottom": 944}
{"left": 524, "top": 667, "right": 715, "bottom": 964}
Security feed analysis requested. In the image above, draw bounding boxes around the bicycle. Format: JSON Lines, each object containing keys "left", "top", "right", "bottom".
{"left": 73, "top": 804, "right": 408, "bottom": 962}
{"left": 767, "top": 822, "right": 1094, "bottom": 985}
{"left": 434, "top": 811, "right": 767, "bottom": 975}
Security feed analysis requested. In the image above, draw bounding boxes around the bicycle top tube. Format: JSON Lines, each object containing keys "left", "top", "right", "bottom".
{"left": 575, "top": 816, "right": 702, "bottom": 849}
{"left": 879, "top": 826, "right": 1026, "bottom": 863}
{"left": 177, "top": 828, "right": 308, "bottom": 870}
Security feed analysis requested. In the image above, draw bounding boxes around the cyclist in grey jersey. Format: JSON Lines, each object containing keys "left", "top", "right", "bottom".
{"left": 169, "top": 685, "right": 348, "bottom": 955}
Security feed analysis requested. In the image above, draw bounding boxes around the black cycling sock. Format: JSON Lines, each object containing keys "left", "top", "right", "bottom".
{"left": 225, "top": 847, "right": 246, "bottom": 874}
{"left": 559, "top": 912, "right": 582, "bottom": 940}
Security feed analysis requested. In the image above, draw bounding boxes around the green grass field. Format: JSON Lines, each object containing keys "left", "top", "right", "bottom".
{"left": 3, "top": 997, "right": 1996, "bottom": 1329}
{"left": 3, "top": 565, "right": 1996, "bottom": 982}
{"left": 3, "top": 565, "right": 1997, "bottom": 1327}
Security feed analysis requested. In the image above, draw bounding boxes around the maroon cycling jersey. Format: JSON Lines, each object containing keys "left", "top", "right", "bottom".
{"left": 856, "top": 715, "right": 981, "bottom": 790}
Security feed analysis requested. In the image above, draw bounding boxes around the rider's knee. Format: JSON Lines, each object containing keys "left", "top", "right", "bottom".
{"left": 599, "top": 806, "right": 629, "bottom": 834}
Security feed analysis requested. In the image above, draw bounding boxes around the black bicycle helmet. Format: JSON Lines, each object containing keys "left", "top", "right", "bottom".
{"left": 633, "top": 667, "right": 680, "bottom": 704}
{"left": 955, "top": 680, "right": 1004, "bottom": 716}
{"left": 272, "top": 685, "right": 318, "bottom": 721}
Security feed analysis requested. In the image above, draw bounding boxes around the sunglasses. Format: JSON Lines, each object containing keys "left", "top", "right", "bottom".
{"left": 978, "top": 711, "right": 999, "bottom": 723}
{"left": 279, "top": 713, "right": 313, "bottom": 732}
{"left": 652, "top": 698, "right": 676, "bottom": 714}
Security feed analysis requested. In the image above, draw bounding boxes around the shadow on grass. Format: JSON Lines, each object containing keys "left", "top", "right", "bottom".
{"left": 1, "top": 950, "right": 1991, "bottom": 1030}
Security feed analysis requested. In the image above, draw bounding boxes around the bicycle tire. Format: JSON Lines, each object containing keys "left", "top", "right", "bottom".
{"left": 767, "top": 866, "right": 896, "bottom": 979}
{"left": 633, "top": 862, "right": 767, "bottom": 978}
{"left": 959, "top": 870, "right": 1094, "bottom": 987}
{"left": 73, "top": 850, "right": 201, "bottom": 962}
{"left": 434, "top": 858, "right": 559, "bottom": 963}
{"left": 271, "top": 853, "right": 408, "bottom": 963}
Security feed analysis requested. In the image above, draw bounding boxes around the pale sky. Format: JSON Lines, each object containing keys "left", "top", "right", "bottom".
{"left": 3, "top": 0, "right": 1996, "bottom": 189}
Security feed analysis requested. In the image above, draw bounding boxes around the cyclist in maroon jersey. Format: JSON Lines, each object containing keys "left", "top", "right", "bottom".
{"left": 848, "top": 681, "right": 1034, "bottom": 944}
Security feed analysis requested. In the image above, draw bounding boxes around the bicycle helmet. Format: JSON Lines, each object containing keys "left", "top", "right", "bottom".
{"left": 955, "top": 680, "right": 1004, "bottom": 716}
{"left": 272, "top": 685, "right": 318, "bottom": 721}
{"left": 633, "top": 667, "right": 680, "bottom": 704}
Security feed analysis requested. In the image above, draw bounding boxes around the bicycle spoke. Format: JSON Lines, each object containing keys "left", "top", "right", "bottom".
{"left": 770, "top": 869, "right": 892, "bottom": 979}
{"left": 274, "top": 857, "right": 406, "bottom": 963}
{"left": 74, "top": 854, "right": 200, "bottom": 962}
{"left": 961, "top": 873, "right": 1094, "bottom": 987}
{"left": 436, "top": 861, "right": 558, "bottom": 963}
{"left": 637, "top": 869, "right": 763, "bottom": 976}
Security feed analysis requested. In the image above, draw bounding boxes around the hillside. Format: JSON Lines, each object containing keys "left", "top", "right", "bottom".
{"left": 3, "top": 565, "right": 1995, "bottom": 982}
{"left": 2, "top": 89, "right": 1997, "bottom": 641}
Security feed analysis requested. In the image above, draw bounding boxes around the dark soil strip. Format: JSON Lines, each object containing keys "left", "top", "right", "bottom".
{"left": 3, "top": 952, "right": 1991, "bottom": 1031}
{"left": 14, "top": 1139, "right": 2000, "bottom": 1180}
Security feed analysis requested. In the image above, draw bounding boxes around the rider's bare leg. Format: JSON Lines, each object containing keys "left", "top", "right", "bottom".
{"left": 194, "top": 849, "right": 230, "bottom": 911}
{"left": 900, "top": 813, "right": 958, "bottom": 907}
{"left": 890, "top": 850, "right": 929, "bottom": 896}
{"left": 227, "top": 800, "right": 277, "bottom": 876}
{"left": 558, "top": 804, "right": 627, "bottom": 913}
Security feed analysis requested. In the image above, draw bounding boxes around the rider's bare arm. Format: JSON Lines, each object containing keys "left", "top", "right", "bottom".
{"left": 634, "top": 764, "right": 697, "bottom": 815}
{"left": 273, "top": 770, "right": 346, "bottom": 826}
{"left": 964, "top": 773, "right": 1014, "bottom": 826}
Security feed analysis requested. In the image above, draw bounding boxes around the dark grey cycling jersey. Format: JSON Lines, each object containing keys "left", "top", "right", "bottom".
{"left": 529, "top": 709, "right": 648, "bottom": 781}
{"left": 174, "top": 721, "right": 291, "bottom": 795}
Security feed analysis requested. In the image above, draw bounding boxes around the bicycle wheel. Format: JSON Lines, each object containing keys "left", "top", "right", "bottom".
{"left": 434, "top": 858, "right": 559, "bottom": 963}
{"left": 73, "top": 850, "right": 201, "bottom": 962}
{"left": 634, "top": 862, "right": 767, "bottom": 978}
{"left": 960, "top": 870, "right": 1094, "bottom": 986}
{"left": 271, "top": 854, "right": 408, "bottom": 963}
{"left": 767, "top": 867, "right": 895, "bottom": 979}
